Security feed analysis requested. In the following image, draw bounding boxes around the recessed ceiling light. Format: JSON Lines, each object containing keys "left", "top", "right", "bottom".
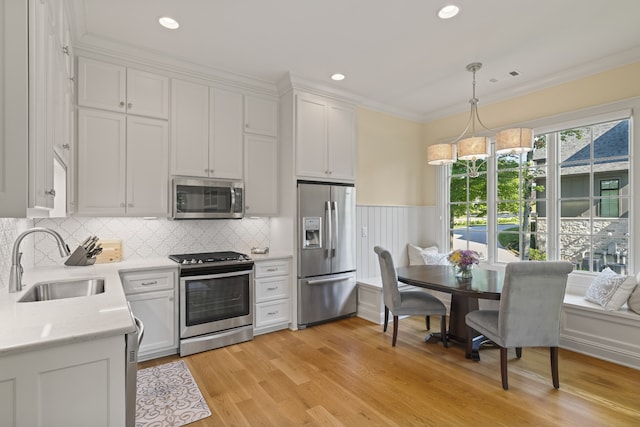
{"left": 158, "top": 16, "right": 179, "bottom": 30}
{"left": 331, "top": 73, "right": 346, "bottom": 81}
{"left": 438, "top": 5, "right": 460, "bottom": 19}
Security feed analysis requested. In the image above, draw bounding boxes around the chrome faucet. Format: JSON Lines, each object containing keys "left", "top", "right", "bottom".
{"left": 8, "top": 227, "right": 71, "bottom": 293}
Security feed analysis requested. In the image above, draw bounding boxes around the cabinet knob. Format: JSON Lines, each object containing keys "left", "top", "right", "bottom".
{"left": 119, "top": 101, "right": 125, "bottom": 107}
{"left": 128, "top": 203, "right": 134, "bottom": 208}
{"left": 69, "top": 77, "right": 75, "bottom": 83}
{"left": 62, "top": 46, "right": 69, "bottom": 55}
{"left": 45, "top": 189, "right": 56, "bottom": 197}
{"left": 127, "top": 102, "right": 133, "bottom": 109}
{"left": 245, "top": 123, "right": 249, "bottom": 128}
{"left": 62, "top": 143, "right": 70, "bottom": 150}
{"left": 120, "top": 203, "right": 126, "bottom": 208}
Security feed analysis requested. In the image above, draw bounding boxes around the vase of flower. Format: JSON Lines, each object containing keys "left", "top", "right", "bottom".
{"left": 448, "top": 249, "right": 480, "bottom": 279}
{"left": 454, "top": 264, "right": 473, "bottom": 278}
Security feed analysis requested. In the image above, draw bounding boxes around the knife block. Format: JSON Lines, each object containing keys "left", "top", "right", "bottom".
{"left": 64, "top": 245, "right": 97, "bottom": 266}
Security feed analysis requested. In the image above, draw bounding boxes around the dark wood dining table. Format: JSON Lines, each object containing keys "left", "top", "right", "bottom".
{"left": 396, "top": 265, "right": 504, "bottom": 358}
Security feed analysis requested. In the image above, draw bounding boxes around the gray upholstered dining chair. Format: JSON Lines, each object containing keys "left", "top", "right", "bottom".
{"left": 374, "top": 246, "right": 448, "bottom": 347}
{"left": 465, "top": 261, "right": 573, "bottom": 390}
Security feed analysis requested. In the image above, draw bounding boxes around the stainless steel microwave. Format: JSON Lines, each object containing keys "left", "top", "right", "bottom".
{"left": 171, "top": 176, "right": 244, "bottom": 219}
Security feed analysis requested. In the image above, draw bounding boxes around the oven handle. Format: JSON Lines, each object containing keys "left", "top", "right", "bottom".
{"left": 180, "top": 269, "right": 252, "bottom": 281}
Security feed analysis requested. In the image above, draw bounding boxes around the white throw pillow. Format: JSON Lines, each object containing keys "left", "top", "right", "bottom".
{"left": 584, "top": 267, "right": 635, "bottom": 310}
{"left": 422, "top": 251, "right": 451, "bottom": 266}
{"left": 407, "top": 244, "right": 438, "bottom": 266}
{"left": 627, "top": 286, "right": 640, "bottom": 315}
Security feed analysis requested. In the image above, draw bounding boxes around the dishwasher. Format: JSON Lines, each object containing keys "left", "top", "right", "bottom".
{"left": 125, "top": 307, "right": 144, "bottom": 427}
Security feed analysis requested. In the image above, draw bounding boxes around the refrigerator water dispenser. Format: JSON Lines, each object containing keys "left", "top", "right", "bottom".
{"left": 302, "top": 217, "right": 322, "bottom": 249}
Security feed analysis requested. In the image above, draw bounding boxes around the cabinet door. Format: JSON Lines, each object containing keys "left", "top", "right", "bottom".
{"left": 126, "top": 116, "right": 169, "bottom": 216}
{"left": 209, "top": 87, "right": 243, "bottom": 179}
{"left": 126, "top": 68, "right": 169, "bottom": 119}
{"left": 296, "top": 95, "right": 328, "bottom": 179}
{"left": 244, "top": 134, "right": 278, "bottom": 216}
{"left": 127, "top": 290, "right": 177, "bottom": 360}
{"left": 170, "top": 79, "right": 209, "bottom": 177}
{"left": 29, "top": 0, "right": 55, "bottom": 209}
{"left": 77, "top": 108, "right": 126, "bottom": 215}
{"left": 77, "top": 57, "right": 126, "bottom": 113}
{"left": 244, "top": 95, "right": 278, "bottom": 136}
{"left": 327, "top": 103, "right": 356, "bottom": 181}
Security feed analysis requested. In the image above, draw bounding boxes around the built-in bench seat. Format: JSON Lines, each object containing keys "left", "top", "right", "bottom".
{"left": 357, "top": 276, "right": 640, "bottom": 370}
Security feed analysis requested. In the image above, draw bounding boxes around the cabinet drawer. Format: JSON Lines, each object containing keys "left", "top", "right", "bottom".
{"left": 255, "top": 276, "right": 289, "bottom": 303}
{"left": 120, "top": 269, "right": 175, "bottom": 294}
{"left": 255, "top": 300, "right": 290, "bottom": 327}
{"left": 254, "top": 259, "right": 290, "bottom": 278}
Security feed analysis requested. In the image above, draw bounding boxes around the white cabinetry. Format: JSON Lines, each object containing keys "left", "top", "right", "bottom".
{"left": 28, "top": 0, "right": 73, "bottom": 211}
{"left": 254, "top": 257, "right": 291, "bottom": 335}
{"left": 296, "top": 93, "right": 356, "bottom": 182}
{"left": 243, "top": 95, "right": 279, "bottom": 216}
{"left": 171, "top": 79, "right": 243, "bottom": 179}
{"left": 244, "top": 134, "right": 278, "bottom": 216}
{"left": 244, "top": 95, "right": 278, "bottom": 137}
{"left": 121, "top": 268, "right": 178, "bottom": 361}
{"left": 0, "top": 335, "right": 126, "bottom": 427}
{"left": 77, "top": 109, "right": 168, "bottom": 216}
{"left": 77, "top": 57, "right": 169, "bottom": 119}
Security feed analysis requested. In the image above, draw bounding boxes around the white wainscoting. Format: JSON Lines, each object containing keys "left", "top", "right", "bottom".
{"left": 356, "top": 205, "right": 439, "bottom": 279}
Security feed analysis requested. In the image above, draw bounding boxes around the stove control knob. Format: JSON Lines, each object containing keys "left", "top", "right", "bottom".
{"left": 197, "top": 259, "right": 203, "bottom": 264}
{"left": 182, "top": 260, "right": 189, "bottom": 265}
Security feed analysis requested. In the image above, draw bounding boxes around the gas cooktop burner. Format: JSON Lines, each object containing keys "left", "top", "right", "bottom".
{"left": 169, "top": 251, "right": 251, "bottom": 266}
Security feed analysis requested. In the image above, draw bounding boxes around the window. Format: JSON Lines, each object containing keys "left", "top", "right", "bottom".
{"left": 444, "top": 112, "right": 631, "bottom": 274}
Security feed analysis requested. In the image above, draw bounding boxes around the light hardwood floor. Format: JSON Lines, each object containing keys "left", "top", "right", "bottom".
{"left": 140, "top": 316, "right": 640, "bottom": 426}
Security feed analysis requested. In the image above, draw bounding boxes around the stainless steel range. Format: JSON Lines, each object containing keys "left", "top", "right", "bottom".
{"left": 169, "top": 251, "right": 254, "bottom": 356}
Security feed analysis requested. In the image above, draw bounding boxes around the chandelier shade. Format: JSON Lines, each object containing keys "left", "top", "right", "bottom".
{"left": 457, "top": 136, "right": 489, "bottom": 160}
{"left": 427, "top": 143, "right": 456, "bottom": 165}
{"left": 495, "top": 127, "right": 534, "bottom": 154}
{"left": 426, "top": 62, "right": 533, "bottom": 176}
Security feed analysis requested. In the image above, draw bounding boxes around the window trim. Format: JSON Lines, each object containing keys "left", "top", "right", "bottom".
{"left": 436, "top": 97, "right": 639, "bottom": 275}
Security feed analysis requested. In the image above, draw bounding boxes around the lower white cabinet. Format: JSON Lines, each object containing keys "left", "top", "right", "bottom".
{"left": 254, "top": 257, "right": 291, "bottom": 335}
{"left": 120, "top": 268, "right": 178, "bottom": 361}
{"left": 0, "top": 335, "right": 126, "bottom": 427}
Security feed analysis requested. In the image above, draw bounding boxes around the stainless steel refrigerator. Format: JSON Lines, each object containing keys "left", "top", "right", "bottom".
{"left": 297, "top": 181, "right": 357, "bottom": 328}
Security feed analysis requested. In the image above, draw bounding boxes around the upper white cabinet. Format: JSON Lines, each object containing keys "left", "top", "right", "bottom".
{"left": 78, "top": 57, "right": 169, "bottom": 119}
{"left": 244, "top": 95, "right": 278, "bottom": 137}
{"left": 244, "top": 134, "right": 278, "bottom": 216}
{"left": 77, "top": 109, "right": 168, "bottom": 216}
{"left": 295, "top": 93, "right": 356, "bottom": 182}
{"left": 171, "top": 79, "right": 243, "bottom": 179}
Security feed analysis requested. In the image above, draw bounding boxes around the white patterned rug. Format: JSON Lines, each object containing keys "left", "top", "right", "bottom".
{"left": 136, "top": 360, "right": 211, "bottom": 427}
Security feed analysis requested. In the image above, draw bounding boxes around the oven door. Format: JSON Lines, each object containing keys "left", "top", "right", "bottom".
{"left": 180, "top": 269, "right": 253, "bottom": 339}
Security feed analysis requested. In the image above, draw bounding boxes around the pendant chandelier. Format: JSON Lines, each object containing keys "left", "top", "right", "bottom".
{"left": 427, "top": 62, "right": 533, "bottom": 177}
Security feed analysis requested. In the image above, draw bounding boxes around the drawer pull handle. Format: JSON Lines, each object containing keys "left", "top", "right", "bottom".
{"left": 266, "top": 268, "right": 278, "bottom": 272}
{"left": 266, "top": 286, "right": 278, "bottom": 291}
{"left": 141, "top": 280, "right": 158, "bottom": 286}
{"left": 267, "top": 310, "right": 279, "bottom": 316}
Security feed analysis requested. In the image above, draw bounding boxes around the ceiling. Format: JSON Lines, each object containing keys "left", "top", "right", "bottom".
{"left": 68, "top": 0, "right": 640, "bottom": 122}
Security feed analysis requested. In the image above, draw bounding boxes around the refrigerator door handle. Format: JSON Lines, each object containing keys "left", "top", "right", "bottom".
{"left": 325, "top": 201, "right": 332, "bottom": 258}
{"left": 331, "top": 201, "right": 338, "bottom": 258}
{"left": 307, "top": 274, "right": 354, "bottom": 285}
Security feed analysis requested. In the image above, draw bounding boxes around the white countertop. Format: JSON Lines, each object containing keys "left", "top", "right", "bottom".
{"left": 0, "top": 258, "right": 177, "bottom": 356}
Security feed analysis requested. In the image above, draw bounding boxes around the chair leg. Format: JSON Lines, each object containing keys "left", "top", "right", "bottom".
{"left": 500, "top": 347, "right": 509, "bottom": 390}
{"left": 425, "top": 315, "right": 430, "bottom": 331}
{"left": 383, "top": 306, "right": 389, "bottom": 332}
{"left": 465, "top": 325, "right": 474, "bottom": 359}
{"left": 392, "top": 315, "right": 399, "bottom": 346}
{"left": 550, "top": 347, "right": 560, "bottom": 389}
{"left": 516, "top": 347, "right": 522, "bottom": 358}
{"left": 440, "top": 315, "right": 448, "bottom": 348}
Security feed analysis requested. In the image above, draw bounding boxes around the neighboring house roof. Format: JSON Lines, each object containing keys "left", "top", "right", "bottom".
{"left": 534, "top": 120, "right": 629, "bottom": 176}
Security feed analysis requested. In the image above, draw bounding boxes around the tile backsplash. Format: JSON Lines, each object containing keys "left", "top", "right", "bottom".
{"left": 0, "top": 216, "right": 270, "bottom": 288}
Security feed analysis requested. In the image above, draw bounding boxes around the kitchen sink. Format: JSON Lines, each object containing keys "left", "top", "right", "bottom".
{"left": 18, "top": 278, "right": 105, "bottom": 302}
